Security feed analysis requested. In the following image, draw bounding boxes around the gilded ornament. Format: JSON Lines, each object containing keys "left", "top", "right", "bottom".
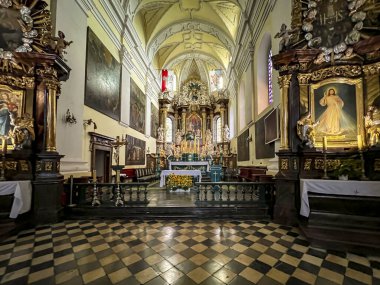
{"left": 0, "top": 75, "right": 35, "bottom": 89}
{"left": 278, "top": 75, "right": 292, "bottom": 88}
{"left": 5, "top": 161, "right": 17, "bottom": 170}
{"left": 364, "top": 106, "right": 380, "bottom": 147}
{"left": 363, "top": 62, "right": 380, "bottom": 76}
{"left": 311, "top": 66, "right": 362, "bottom": 81}
{"left": 280, "top": 158, "right": 289, "bottom": 170}
{"left": 315, "top": 159, "right": 341, "bottom": 170}
{"left": 297, "top": 113, "right": 318, "bottom": 148}
{"left": 19, "top": 160, "right": 29, "bottom": 171}
{"left": 293, "top": 158, "right": 298, "bottom": 170}
{"left": 297, "top": 73, "right": 312, "bottom": 85}
{"left": 8, "top": 113, "right": 35, "bottom": 150}
{"left": 304, "top": 159, "right": 312, "bottom": 171}
{"left": 36, "top": 161, "right": 42, "bottom": 172}
{"left": 45, "top": 161, "right": 53, "bottom": 171}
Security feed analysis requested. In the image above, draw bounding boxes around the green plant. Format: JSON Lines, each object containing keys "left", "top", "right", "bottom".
{"left": 335, "top": 159, "right": 361, "bottom": 179}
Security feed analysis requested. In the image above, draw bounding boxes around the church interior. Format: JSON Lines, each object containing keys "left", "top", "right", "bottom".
{"left": 0, "top": 0, "right": 380, "bottom": 284}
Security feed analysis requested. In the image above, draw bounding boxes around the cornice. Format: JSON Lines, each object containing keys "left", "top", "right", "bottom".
{"left": 75, "top": 0, "right": 91, "bottom": 17}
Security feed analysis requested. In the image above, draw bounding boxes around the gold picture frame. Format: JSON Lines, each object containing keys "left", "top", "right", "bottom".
{"left": 0, "top": 85, "right": 24, "bottom": 148}
{"left": 310, "top": 78, "right": 364, "bottom": 149}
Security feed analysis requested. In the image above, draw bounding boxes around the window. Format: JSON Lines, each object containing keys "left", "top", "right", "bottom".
{"left": 268, "top": 50, "right": 273, "bottom": 104}
{"left": 215, "top": 117, "right": 222, "bottom": 142}
{"left": 165, "top": 117, "right": 173, "bottom": 142}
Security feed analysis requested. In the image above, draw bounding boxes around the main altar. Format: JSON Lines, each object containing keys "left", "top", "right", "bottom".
{"left": 146, "top": 76, "right": 237, "bottom": 176}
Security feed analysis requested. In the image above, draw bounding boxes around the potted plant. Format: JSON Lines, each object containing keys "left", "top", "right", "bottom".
{"left": 335, "top": 159, "right": 361, "bottom": 180}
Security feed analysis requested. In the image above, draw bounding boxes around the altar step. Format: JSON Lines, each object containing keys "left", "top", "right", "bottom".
{"left": 65, "top": 205, "right": 271, "bottom": 220}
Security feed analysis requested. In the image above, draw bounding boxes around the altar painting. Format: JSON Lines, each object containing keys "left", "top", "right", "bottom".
{"left": 85, "top": 28, "right": 120, "bottom": 121}
{"left": 125, "top": 135, "right": 146, "bottom": 165}
{"left": 0, "top": 85, "right": 24, "bottom": 138}
{"left": 130, "top": 79, "right": 146, "bottom": 134}
{"left": 311, "top": 78, "right": 364, "bottom": 148}
{"left": 186, "top": 113, "right": 201, "bottom": 132}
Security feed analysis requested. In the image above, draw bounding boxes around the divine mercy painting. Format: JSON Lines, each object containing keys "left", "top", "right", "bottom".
{"left": 85, "top": 28, "right": 121, "bottom": 121}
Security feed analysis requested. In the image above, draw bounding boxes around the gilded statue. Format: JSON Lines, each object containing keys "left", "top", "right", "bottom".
{"left": 365, "top": 106, "right": 380, "bottom": 146}
{"left": 297, "top": 113, "right": 319, "bottom": 148}
{"left": 8, "top": 113, "right": 35, "bottom": 150}
{"left": 48, "top": 31, "right": 73, "bottom": 58}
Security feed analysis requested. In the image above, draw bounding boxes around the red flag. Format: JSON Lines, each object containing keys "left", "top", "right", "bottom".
{"left": 162, "top": 69, "right": 168, "bottom": 92}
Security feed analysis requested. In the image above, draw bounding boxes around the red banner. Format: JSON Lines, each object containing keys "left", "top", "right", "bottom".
{"left": 161, "top": 69, "right": 168, "bottom": 92}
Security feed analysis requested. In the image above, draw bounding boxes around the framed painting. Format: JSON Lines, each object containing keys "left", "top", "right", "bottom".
{"left": 0, "top": 7, "right": 23, "bottom": 51}
{"left": 311, "top": 78, "right": 364, "bottom": 148}
{"left": 151, "top": 103, "right": 159, "bottom": 139}
{"left": 125, "top": 135, "right": 146, "bottom": 165}
{"left": 129, "top": 79, "right": 146, "bottom": 134}
{"left": 0, "top": 85, "right": 24, "bottom": 136}
{"left": 237, "top": 129, "right": 250, "bottom": 161}
{"left": 85, "top": 28, "right": 121, "bottom": 121}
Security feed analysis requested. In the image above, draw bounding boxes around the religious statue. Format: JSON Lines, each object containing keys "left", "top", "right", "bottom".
{"left": 365, "top": 106, "right": 380, "bottom": 147}
{"left": 297, "top": 113, "right": 319, "bottom": 148}
{"left": 222, "top": 124, "right": 230, "bottom": 142}
{"left": 157, "top": 125, "right": 165, "bottom": 142}
{"left": 8, "top": 112, "right": 35, "bottom": 150}
{"left": 48, "top": 31, "right": 73, "bottom": 58}
{"left": 275, "top": 23, "right": 297, "bottom": 52}
{"left": 175, "top": 129, "right": 182, "bottom": 145}
{"left": 205, "top": 129, "right": 212, "bottom": 145}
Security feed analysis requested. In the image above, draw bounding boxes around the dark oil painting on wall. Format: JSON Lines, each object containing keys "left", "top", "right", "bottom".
{"left": 0, "top": 8, "right": 23, "bottom": 50}
{"left": 151, "top": 103, "right": 159, "bottom": 139}
{"left": 125, "top": 135, "right": 146, "bottom": 166}
{"left": 85, "top": 28, "right": 120, "bottom": 121}
{"left": 130, "top": 79, "right": 146, "bottom": 134}
{"left": 237, "top": 129, "right": 250, "bottom": 161}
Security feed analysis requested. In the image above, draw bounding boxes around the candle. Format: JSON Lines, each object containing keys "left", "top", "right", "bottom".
{"left": 357, "top": 134, "right": 363, "bottom": 150}
{"left": 323, "top": 136, "right": 327, "bottom": 151}
{"left": 1, "top": 137, "right": 7, "bottom": 155}
{"left": 92, "top": 170, "right": 97, "bottom": 182}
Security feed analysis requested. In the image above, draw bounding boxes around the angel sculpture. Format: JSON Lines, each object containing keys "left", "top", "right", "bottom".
{"left": 297, "top": 113, "right": 319, "bottom": 148}
{"left": 8, "top": 113, "right": 35, "bottom": 150}
{"left": 275, "top": 23, "right": 298, "bottom": 52}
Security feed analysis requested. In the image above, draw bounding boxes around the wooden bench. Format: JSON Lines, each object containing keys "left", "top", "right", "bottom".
{"left": 238, "top": 166, "right": 273, "bottom": 182}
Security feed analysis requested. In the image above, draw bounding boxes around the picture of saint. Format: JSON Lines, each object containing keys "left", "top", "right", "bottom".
{"left": 317, "top": 87, "right": 344, "bottom": 134}
{"left": 314, "top": 83, "right": 357, "bottom": 138}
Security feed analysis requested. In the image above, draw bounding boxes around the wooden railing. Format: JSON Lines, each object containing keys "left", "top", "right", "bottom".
{"left": 64, "top": 179, "right": 149, "bottom": 207}
{"left": 194, "top": 181, "right": 275, "bottom": 208}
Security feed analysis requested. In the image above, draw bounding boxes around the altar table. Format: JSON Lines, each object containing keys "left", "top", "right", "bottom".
{"left": 160, "top": 170, "right": 202, "bottom": 187}
{"left": 300, "top": 179, "right": 380, "bottom": 217}
{"left": 169, "top": 161, "right": 210, "bottom": 172}
{"left": 0, "top": 181, "right": 32, "bottom": 218}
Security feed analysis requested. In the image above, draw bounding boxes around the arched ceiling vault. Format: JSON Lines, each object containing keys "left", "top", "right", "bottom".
{"left": 131, "top": 0, "right": 241, "bottom": 85}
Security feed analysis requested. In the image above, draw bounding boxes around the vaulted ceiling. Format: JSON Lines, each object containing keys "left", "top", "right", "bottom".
{"left": 129, "top": 0, "right": 241, "bottom": 84}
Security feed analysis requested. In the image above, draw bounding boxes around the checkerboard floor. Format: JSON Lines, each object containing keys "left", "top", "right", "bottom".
{"left": 0, "top": 220, "right": 379, "bottom": 285}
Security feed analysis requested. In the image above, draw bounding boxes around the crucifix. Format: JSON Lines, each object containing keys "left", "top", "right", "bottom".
{"left": 110, "top": 135, "right": 127, "bottom": 207}
{"left": 212, "top": 171, "right": 218, "bottom": 181}
{"left": 110, "top": 135, "right": 127, "bottom": 167}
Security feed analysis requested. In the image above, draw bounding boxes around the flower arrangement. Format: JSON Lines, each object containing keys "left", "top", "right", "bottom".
{"left": 334, "top": 159, "right": 361, "bottom": 180}
{"left": 166, "top": 174, "right": 193, "bottom": 190}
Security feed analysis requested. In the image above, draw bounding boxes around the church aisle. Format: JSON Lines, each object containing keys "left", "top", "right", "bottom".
{"left": 0, "top": 220, "right": 378, "bottom": 285}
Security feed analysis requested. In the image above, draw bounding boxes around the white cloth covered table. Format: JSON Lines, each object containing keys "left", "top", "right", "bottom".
{"left": 0, "top": 181, "right": 32, "bottom": 218}
{"left": 169, "top": 161, "right": 210, "bottom": 172}
{"left": 160, "top": 170, "right": 202, "bottom": 187}
{"left": 300, "top": 179, "right": 380, "bottom": 217}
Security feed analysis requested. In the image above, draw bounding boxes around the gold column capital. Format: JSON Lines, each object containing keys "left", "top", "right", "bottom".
{"left": 278, "top": 74, "right": 292, "bottom": 88}
{"left": 297, "top": 73, "right": 312, "bottom": 85}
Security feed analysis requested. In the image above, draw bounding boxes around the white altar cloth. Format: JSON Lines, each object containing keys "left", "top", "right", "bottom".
{"left": 300, "top": 179, "right": 380, "bottom": 217}
{"left": 160, "top": 170, "right": 202, "bottom": 187}
{"left": 0, "top": 181, "right": 32, "bottom": 218}
{"left": 169, "top": 161, "right": 210, "bottom": 172}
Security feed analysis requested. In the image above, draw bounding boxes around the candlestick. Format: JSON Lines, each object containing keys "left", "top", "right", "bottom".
{"left": 323, "top": 136, "right": 327, "bottom": 151}
{"left": 92, "top": 170, "right": 97, "bottom": 182}
{"left": 116, "top": 170, "right": 120, "bottom": 183}
{"left": 357, "top": 134, "right": 363, "bottom": 150}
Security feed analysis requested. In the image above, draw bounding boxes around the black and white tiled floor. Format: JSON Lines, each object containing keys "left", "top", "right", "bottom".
{"left": 0, "top": 220, "right": 379, "bottom": 285}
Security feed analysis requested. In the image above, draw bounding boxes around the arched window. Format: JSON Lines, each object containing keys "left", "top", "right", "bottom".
{"left": 165, "top": 117, "right": 173, "bottom": 142}
{"left": 215, "top": 116, "right": 222, "bottom": 143}
{"left": 268, "top": 50, "right": 273, "bottom": 104}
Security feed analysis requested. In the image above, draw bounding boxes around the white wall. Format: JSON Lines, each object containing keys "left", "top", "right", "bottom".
{"left": 56, "top": 0, "right": 89, "bottom": 174}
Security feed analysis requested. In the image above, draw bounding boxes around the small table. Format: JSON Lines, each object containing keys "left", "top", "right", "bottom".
{"left": 0, "top": 181, "right": 32, "bottom": 218}
{"left": 300, "top": 179, "right": 380, "bottom": 217}
{"left": 160, "top": 170, "right": 202, "bottom": 187}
